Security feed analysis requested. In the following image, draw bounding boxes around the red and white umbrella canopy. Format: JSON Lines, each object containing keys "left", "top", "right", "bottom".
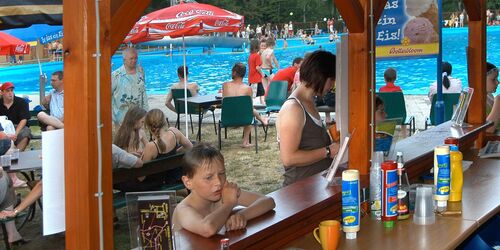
{"left": 0, "top": 31, "right": 30, "bottom": 55}
{"left": 125, "top": 2, "right": 244, "bottom": 44}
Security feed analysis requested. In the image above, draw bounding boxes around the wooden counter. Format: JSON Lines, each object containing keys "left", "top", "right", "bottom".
{"left": 175, "top": 122, "right": 493, "bottom": 249}
{"left": 394, "top": 121, "right": 492, "bottom": 180}
{"left": 284, "top": 157, "right": 500, "bottom": 250}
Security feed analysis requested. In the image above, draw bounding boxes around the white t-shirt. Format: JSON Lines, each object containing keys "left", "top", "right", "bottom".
{"left": 428, "top": 76, "right": 463, "bottom": 101}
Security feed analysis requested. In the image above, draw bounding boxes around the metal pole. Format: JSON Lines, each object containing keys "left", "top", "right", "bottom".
{"left": 435, "top": 0, "right": 444, "bottom": 125}
{"left": 182, "top": 35, "right": 189, "bottom": 139}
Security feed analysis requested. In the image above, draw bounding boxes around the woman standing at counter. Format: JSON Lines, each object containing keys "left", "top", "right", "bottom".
{"left": 277, "top": 50, "right": 339, "bottom": 186}
{"left": 486, "top": 62, "right": 499, "bottom": 133}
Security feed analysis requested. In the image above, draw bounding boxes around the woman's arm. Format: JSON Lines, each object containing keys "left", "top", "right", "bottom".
{"left": 277, "top": 101, "right": 333, "bottom": 167}
{"left": 486, "top": 95, "right": 500, "bottom": 133}
{"left": 169, "top": 127, "right": 193, "bottom": 151}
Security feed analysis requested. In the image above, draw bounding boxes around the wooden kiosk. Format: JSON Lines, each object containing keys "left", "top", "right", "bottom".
{"left": 62, "top": 0, "right": 490, "bottom": 249}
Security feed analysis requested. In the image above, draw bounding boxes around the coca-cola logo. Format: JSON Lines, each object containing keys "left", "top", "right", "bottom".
{"left": 176, "top": 9, "right": 214, "bottom": 18}
{"left": 15, "top": 44, "right": 26, "bottom": 53}
{"left": 165, "top": 22, "right": 186, "bottom": 30}
{"left": 215, "top": 19, "right": 229, "bottom": 27}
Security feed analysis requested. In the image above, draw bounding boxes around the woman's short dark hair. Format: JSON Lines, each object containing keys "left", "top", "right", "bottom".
{"left": 375, "top": 96, "right": 384, "bottom": 109}
{"left": 299, "top": 50, "right": 336, "bottom": 94}
{"left": 232, "top": 62, "right": 246, "bottom": 79}
{"left": 183, "top": 143, "right": 224, "bottom": 178}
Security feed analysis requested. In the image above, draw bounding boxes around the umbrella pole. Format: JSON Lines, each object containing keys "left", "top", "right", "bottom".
{"left": 37, "top": 54, "right": 46, "bottom": 105}
{"left": 183, "top": 35, "right": 189, "bottom": 139}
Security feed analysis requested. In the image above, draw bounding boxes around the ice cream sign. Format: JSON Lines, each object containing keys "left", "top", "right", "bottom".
{"left": 376, "top": 0, "right": 439, "bottom": 59}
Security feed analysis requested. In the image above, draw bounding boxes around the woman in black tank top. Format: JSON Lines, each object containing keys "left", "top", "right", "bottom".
{"left": 277, "top": 50, "right": 340, "bottom": 186}
{"left": 143, "top": 109, "right": 193, "bottom": 162}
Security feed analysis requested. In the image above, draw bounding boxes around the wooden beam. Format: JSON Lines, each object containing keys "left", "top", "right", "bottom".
{"left": 110, "top": 0, "right": 151, "bottom": 52}
{"left": 64, "top": 0, "right": 113, "bottom": 249}
{"left": 334, "top": 0, "right": 373, "bottom": 175}
{"left": 334, "top": 0, "right": 365, "bottom": 33}
{"left": 465, "top": 0, "right": 487, "bottom": 147}
{"left": 373, "top": 0, "right": 388, "bottom": 24}
{"left": 463, "top": 0, "right": 481, "bottom": 21}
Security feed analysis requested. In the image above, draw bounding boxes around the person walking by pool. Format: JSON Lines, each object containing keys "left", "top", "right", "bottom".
{"left": 37, "top": 71, "right": 64, "bottom": 130}
{"left": 248, "top": 40, "right": 266, "bottom": 105}
{"left": 261, "top": 37, "right": 280, "bottom": 99}
{"left": 277, "top": 50, "right": 339, "bottom": 186}
{"left": 380, "top": 68, "right": 402, "bottom": 92}
{"left": 165, "top": 66, "right": 199, "bottom": 113}
{"left": 111, "top": 47, "right": 148, "bottom": 128}
{"left": 459, "top": 12, "right": 465, "bottom": 27}
{"left": 428, "top": 62, "right": 463, "bottom": 102}
{"left": 0, "top": 82, "right": 30, "bottom": 188}
{"left": 272, "top": 57, "right": 303, "bottom": 94}
{"left": 222, "top": 63, "right": 268, "bottom": 148}
{"left": 288, "top": 21, "right": 294, "bottom": 37}
{"left": 486, "top": 62, "right": 499, "bottom": 133}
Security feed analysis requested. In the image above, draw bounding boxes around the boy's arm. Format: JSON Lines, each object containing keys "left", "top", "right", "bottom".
{"left": 176, "top": 202, "right": 234, "bottom": 238}
{"left": 235, "top": 190, "right": 275, "bottom": 221}
{"left": 177, "top": 182, "right": 239, "bottom": 237}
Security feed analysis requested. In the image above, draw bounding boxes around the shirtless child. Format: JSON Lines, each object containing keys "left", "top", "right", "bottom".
{"left": 172, "top": 143, "right": 275, "bottom": 237}
{"left": 222, "top": 63, "right": 269, "bottom": 148}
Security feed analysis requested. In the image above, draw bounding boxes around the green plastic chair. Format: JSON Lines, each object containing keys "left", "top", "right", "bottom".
{"left": 171, "top": 89, "right": 216, "bottom": 137}
{"left": 218, "top": 96, "right": 258, "bottom": 153}
{"left": 265, "top": 81, "right": 288, "bottom": 113}
{"left": 425, "top": 93, "right": 461, "bottom": 129}
{"left": 377, "top": 92, "right": 415, "bottom": 136}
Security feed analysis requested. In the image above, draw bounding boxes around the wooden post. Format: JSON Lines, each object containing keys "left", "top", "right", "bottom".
{"left": 463, "top": 0, "right": 486, "bottom": 147}
{"left": 64, "top": 0, "right": 150, "bottom": 248}
{"left": 64, "top": 0, "right": 113, "bottom": 249}
{"left": 334, "top": 0, "right": 387, "bottom": 175}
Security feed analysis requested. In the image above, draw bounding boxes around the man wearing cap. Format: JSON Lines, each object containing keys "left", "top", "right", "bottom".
{"left": 37, "top": 71, "right": 64, "bottom": 130}
{"left": 0, "top": 82, "right": 31, "bottom": 151}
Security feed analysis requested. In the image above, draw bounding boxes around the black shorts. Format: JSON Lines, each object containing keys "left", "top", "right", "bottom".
{"left": 251, "top": 82, "right": 265, "bottom": 97}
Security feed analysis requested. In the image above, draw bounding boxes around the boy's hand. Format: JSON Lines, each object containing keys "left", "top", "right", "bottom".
{"left": 225, "top": 213, "right": 247, "bottom": 231}
{"left": 222, "top": 182, "right": 239, "bottom": 206}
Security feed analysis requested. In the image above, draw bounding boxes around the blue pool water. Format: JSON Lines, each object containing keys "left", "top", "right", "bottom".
{"left": 1, "top": 26, "right": 499, "bottom": 95}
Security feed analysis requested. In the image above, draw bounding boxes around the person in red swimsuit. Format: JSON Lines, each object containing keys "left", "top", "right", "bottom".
{"left": 272, "top": 57, "right": 303, "bottom": 94}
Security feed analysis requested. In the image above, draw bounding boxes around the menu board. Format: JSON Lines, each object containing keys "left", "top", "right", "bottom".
{"left": 376, "top": 0, "right": 440, "bottom": 59}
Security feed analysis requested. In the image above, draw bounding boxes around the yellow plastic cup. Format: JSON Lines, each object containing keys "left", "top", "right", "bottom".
{"left": 313, "top": 220, "right": 341, "bottom": 250}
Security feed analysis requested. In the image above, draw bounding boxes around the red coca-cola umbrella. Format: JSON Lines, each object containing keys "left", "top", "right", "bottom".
{"left": 124, "top": 2, "right": 244, "bottom": 44}
{"left": 124, "top": 2, "right": 244, "bottom": 139}
{"left": 0, "top": 31, "right": 30, "bottom": 55}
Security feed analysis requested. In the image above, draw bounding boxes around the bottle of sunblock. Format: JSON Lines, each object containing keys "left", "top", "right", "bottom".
{"left": 342, "top": 170, "right": 360, "bottom": 239}
{"left": 449, "top": 145, "right": 463, "bottom": 202}
{"left": 434, "top": 145, "right": 451, "bottom": 212}
{"left": 381, "top": 161, "right": 398, "bottom": 228}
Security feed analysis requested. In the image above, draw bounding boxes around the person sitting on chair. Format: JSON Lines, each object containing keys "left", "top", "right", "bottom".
{"left": 37, "top": 71, "right": 64, "bottom": 130}
{"left": 165, "top": 66, "right": 199, "bottom": 113}
{"left": 222, "top": 63, "right": 269, "bottom": 148}
{"left": 428, "top": 62, "right": 462, "bottom": 101}
{"left": 379, "top": 68, "right": 402, "bottom": 92}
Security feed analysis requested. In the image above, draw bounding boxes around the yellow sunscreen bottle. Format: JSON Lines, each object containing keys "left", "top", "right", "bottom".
{"left": 449, "top": 145, "right": 463, "bottom": 202}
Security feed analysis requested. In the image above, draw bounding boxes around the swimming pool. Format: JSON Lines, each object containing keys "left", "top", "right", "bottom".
{"left": 0, "top": 26, "right": 499, "bottom": 95}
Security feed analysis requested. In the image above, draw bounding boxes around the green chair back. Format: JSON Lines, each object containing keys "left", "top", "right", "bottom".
{"left": 220, "top": 96, "right": 254, "bottom": 127}
{"left": 377, "top": 92, "right": 407, "bottom": 125}
{"left": 429, "top": 93, "right": 461, "bottom": 125}
{"left": 265, "top": 81, "right": 288, "bottom": 111}
{"left": 171, "top": 89, "right": 198, "bottom": 114}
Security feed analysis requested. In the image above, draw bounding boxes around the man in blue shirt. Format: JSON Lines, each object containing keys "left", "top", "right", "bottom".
{"left": 37, "top": 71, "right": 64, "bottom": 130}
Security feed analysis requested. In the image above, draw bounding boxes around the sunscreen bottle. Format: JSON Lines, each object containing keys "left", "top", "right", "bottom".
{"left": 434, "top": 145, "right": 450, "bottom": 212}
{"left": 381, "top": 161, "right": 398, "bottom": 228}
{"left": 342, "top": 170, "right": 360, "bottom": 239}
{"left": 449, "top": 145, "right": 463, "bottom": 202}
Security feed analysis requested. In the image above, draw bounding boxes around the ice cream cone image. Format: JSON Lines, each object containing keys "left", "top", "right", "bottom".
{"left": 406, "top": 0, "right": 439, "bottom": 33}
{"left": 419, "top": 2, "right": 438, "bottom": 33}
{"left": 403, "top": 17, "right": 438, "bottom": 44}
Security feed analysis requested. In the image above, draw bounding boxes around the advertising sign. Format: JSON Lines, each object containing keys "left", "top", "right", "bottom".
{"left": 376, "top": 0, "right": 440, "bottom": 59}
